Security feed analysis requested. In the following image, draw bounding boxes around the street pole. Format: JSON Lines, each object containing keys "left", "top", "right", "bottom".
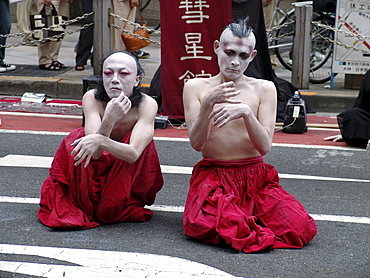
{"left": 82, "top": 0, "right": 110, "bottom": 125}
{"left": 92, "top": 0, "right": 110, "bottom": 76}
{"left": 291, "top": 2, "right": 312, "bottom": 89}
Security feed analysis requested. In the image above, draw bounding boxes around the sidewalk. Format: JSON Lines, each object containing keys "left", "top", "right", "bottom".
{"left": 0, "top": 24, "right": 161, "bottom": 100}
{"left": 0, "top": 23, "right": 360, "bottom": 114}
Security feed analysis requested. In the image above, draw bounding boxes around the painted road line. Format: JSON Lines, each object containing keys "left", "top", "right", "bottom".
{"left": 278, "top": 173, "right": 370, "bottom": 183}
{"left": 149, "top": 205, "right": 370, "bottom": 224}
{"left": 309, "top": 214, "right": 370, "bottom": 224}
{"left": 162, "top": 165, "right": 370, "bottom": 183}
{"left": 154, "top": 136, "right": 189, "bottom": 142}
{"left": 0, "top": 129, "right": 70, "bottom": 136}
{"left": 161, "top": 165, "right": 193, "bottom": 174}
{"left": 0, "top": 196, "right": 39, "bottom": 204}
{"left": 272, "top": 142, "right": 364, "bottom": 151}
{"left": 1, "top": 154, "right": 369, "bottom": 183}
{"left": 0, "top": 111, "right": 82, "bottom": 119}
{"left": 0, "top": 244, "right": 237, "bottom": 278}
{"left": 150, "top": 205, "right": 370, "bottom": 224}
{"left": 0, "top": 196, "right": 369, "bottom": 225}
{"left": 0, "top": 154, "right": 53, "bottom": 168}
{"left": 0, "top": 129, "right": 366, "bottom": 152}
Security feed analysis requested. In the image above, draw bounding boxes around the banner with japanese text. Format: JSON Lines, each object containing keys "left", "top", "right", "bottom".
{"left": 160, "top": 0, "right": 232, "bottom": 119}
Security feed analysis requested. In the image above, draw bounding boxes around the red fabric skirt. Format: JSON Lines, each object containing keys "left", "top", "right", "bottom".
{"left": 183, "top": 156, "right": 317, "bottom": 253}
{"left": 38, "top": 128, "right": 164, "bottom": 229}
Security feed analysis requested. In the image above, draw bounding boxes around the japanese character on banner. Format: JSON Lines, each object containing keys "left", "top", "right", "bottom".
{"left": 179, "top": 0, "right": 210, "bottom": 23}
{"left": 181, "top": 33, "right": 212, "bottom": 60}
{"left": 179, "top": 70, "right": 212, "bottom": 84}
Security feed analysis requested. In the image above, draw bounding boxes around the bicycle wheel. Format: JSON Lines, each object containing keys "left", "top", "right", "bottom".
{"left": 274, "top": 10, "right": 337, "bottom": 84}
{"left": 308, "top": 13, "right": 337, "bottom": 84}
{"left": 152, "top": 0, "right": 160, "bottom": 31}
{"left": 150, "top": 21, "right": 160, "bottom": 33}
{"left": 273, "top": 9, "right": 295, "bottom": 71}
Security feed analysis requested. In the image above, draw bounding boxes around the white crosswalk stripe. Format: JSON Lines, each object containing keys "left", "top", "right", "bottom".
{"left": 0, "top": 196, "right": 369, "bottom": 225}
{"left": 1, "top": 154, "right": 370, "bottom": 183}
{"left": 0, "top": 244, "right": 238, "bottom": 278}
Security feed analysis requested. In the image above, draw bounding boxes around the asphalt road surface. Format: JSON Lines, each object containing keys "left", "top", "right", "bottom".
{"left": 0, "top": 130, "right": 369, "bottom": 278}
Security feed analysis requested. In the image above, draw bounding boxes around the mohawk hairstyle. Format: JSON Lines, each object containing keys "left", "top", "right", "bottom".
{"left": 225, "top": 16, "right": 253, "bottom": 38}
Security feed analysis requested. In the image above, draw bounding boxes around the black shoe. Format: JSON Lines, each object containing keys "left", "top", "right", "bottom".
{"left": 132, "top": 50, "right": 150, "bottom": 59}
{"left": 0, "top": 63, "right": 16, "bottom": 72}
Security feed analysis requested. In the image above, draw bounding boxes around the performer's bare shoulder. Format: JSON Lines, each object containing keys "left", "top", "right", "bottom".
{"left": 72, "top": 51, "right": 158, "bottom": 167}
{"left": 83, "top": 89, "right": 157, "bottom": 142}
{"left": 183, "top": 23, "right": 277, "bottom": 160}
{"left": 184, "top": 75, "right": 276, "bottom": 160}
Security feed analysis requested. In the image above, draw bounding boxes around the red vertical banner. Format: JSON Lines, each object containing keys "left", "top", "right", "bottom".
{"left": 160, "top": 0, "right": 232, "bottom": 119}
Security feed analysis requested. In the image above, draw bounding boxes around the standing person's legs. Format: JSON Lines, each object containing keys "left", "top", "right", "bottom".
{"left": 37, "top": 1, "right": 53, "bottom": 68}
{"left": 51, "top": 0, "right": 67, "bottom": 67}
{"left": 17, "top": 0, "right": 33, "bottom": 43}
{"left": 110, "top": 0, "right": 135, "bottom": 51}
{"left": 50, "top": 40, "right": 63, "bottom": 64}
{"left": 262, "top": 0, "right": 278, "bottom": 70}
{"left": 38, "top": 39, "right": 62, "bottom": 70}
{"left": 39, "top": 0, "right": 67, "bottom": 68}
{"left": 75, "top": 0, "right": 93, "bottom": 69}
{"left": 56, "top": 0, "right": 69, "bottom": 17}
{"left": 0, "top": 0, "right": 11, "bottom": 66}
{"left": 262, "top": 0, "right": 276, "bottom": 29}
{"left": 38, "top": 41, "right": 53, "bottom": 67}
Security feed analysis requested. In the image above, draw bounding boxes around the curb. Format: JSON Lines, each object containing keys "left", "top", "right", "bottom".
{"left": 0, "top": 76, "right": 151, "bottom": 100}
{"left": 301, "top": 91, "right": 357, "bottom": 113}
{"left": 1, "top": 76, "right": 356, "bottom": 113}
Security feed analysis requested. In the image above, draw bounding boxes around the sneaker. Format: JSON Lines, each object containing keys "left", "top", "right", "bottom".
{"left": 132, "top": 50, "right": 150, "bottom": 59}
{"left": 0, "top": 63, "right": 16, "bottom": 71}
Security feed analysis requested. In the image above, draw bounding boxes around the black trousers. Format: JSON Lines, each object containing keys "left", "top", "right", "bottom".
{"left": 75, "top": 0, "right": 93, "bottom": 66}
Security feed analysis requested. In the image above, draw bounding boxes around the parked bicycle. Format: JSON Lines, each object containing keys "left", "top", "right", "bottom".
{"left": 268, "top": 0, "right": 336, "bottom": 84}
